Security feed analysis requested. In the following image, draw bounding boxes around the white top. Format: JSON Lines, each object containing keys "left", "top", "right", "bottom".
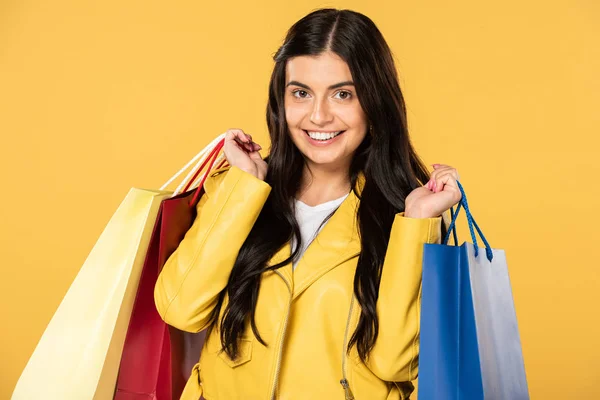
{"left": 291, "top": 192, "right": 350, "bottom": 271}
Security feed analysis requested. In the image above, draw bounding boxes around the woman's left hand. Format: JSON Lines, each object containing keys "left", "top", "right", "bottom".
{"left": 404, "top": 164, "right": 463, "bottom": 219}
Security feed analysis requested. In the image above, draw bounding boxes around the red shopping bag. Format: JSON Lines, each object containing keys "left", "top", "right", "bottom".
{"left": 115, "top": 140, "right": 226, "bottom": 400}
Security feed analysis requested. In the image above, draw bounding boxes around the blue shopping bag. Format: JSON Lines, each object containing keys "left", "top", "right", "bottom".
{"left": 419, "top": 181, "right": 529, "bottom": 399}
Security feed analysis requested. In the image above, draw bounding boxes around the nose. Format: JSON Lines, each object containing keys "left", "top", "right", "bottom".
{"left": 309, "top": 97, "right": 334, "bottom": 126}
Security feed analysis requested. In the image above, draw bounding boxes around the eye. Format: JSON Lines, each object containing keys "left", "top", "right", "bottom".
{"left": 292, "top": 89, "right": 310, "bottom": 99}
{"left": 334, "top": 90, "right": 352, "bottom": 100}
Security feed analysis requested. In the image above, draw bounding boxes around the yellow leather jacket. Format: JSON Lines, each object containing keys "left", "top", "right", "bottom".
{"left": 154, "top": 165, "right": 442, "bottom": 400}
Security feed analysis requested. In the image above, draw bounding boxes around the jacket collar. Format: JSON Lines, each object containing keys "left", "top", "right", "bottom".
{"left": 268, "top": 172, "right": 365, "bottom": 300}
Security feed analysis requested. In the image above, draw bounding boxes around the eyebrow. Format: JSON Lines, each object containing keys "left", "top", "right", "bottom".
{"left": 286, "top": 80, "right": 355, "bottom": 90}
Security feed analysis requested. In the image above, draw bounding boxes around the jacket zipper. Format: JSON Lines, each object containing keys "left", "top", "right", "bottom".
{"left": 270, "top": 270, "right": 292, "bottom": 400}
{"left": 340, "top": 295, "right": 355, "bottom": 400}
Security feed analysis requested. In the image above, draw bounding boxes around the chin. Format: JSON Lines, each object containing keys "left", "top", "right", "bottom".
{"left": 305, "top": 155, "right": 340, "bottom": 166}
{"left": 303, "top": 149, "right": 349, "bottom": 167}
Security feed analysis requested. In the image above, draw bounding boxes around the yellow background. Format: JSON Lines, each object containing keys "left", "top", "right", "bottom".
{"left": 1, "top": 1, "right": 598, "bottom": 398}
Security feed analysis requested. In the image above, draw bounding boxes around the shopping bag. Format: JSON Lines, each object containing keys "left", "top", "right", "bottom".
{"left": 419, "top": 181, "right": 529, "bottom": 400}
{"left": 115, "top": 135, "right": 227, "bottom": 400}
{"left": 11, "top": 187, "right": 171, "bottom": 400}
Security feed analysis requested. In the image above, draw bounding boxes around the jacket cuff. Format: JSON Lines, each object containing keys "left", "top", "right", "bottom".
{"left": 396, "top": 212, "right": 443, "bottom": 244}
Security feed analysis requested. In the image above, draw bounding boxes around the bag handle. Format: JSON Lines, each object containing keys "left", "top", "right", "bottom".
{"left": 443, "top": 180, "right": 494, "bottom": 262}
{"left": 177, "top": 139, "right": 229, "bottom": 196}
{"left": 159, "top": 134, "right": 229, "bottom": 198}
{"left": 160, "top": 134, "right": 223, "bottom": 191}
{"left": 184, "top": 152, "right": 227, "bottom": 193}
{"left": 187, "top": 138, "right": 225, "bottom": 207}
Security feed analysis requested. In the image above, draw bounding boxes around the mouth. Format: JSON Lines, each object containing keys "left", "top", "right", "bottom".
{"left": 302, "top": 130, "right": 346, "bottom": 142}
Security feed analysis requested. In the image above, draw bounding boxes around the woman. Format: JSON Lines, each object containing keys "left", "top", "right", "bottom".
{"left": 155, "top": 8, "right": 462, "bottom": 400}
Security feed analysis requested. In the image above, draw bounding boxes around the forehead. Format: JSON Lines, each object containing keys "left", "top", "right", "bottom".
{"left": 285, "top": 52, "right": 352, "bottom": 86}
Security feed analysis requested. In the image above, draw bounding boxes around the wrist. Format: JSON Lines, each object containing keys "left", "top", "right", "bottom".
{"left": 404, "top": 205, "right": 423, "bottom": 219}
{"left": 404, "top": 205, "right": 438, "bottom": 219}
{"left": 404, "top": 210, "right": 425, "bottom": 219}
{"left": 239, "top": 167, "right": 264, "bottom": 181}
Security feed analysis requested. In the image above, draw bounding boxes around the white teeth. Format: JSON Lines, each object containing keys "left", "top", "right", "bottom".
{"left": 306, "top": 131, "right": 342, "bottom": 141}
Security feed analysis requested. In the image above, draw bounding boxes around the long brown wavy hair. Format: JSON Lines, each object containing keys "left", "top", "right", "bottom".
{"left": 206, "top": 8, "right": 446, "bottom": 363}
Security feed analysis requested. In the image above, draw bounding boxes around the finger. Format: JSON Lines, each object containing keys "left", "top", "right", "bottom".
{"left": 432, "top": 163, "right": 451, "bottom": 169}
{"left": 429, "top": 165, "right": 452, "bottom": 177}
{"left": 427, "top": 165, "right": 453, "bottom": 190}
{"left": 226, "top": 128, "right": 252, "bottom": 144}
{"left": 430, "top": 172, "right": 448, "bottom": 193}
{"left": 225, "top": 128, "right": 243, "bottom": 141}
{"left": 248, "top": 150, "right": 263, "bottom": 161}
{"left": 240, "top": 139, "right": 255, "bottom": 150}
{"left": 433, "top": 171, "right": 459, "bottom": 193}
{"left": 232, "top": 136, "right": 253, "bottom": 152}
{"left": 428, "top": 170, "right": 445, "bottom": 191}
{"left": 428, "top": 167, "right": 459, "bottom": 190}
{"left": 227, "top": 130, "right": 256, "bottom": 152}
{"left": 430, "top": 165, "right": 453, "bottom": 176}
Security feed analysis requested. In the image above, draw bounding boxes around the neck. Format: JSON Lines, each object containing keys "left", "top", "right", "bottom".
{"left": 296, "top": 159, "right": 351, "bottom": 206}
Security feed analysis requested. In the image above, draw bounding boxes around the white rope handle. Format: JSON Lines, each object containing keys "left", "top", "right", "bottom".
{"left": 160, "top": 133, "right": 226, "bottom": 192}
{"left": 172, "top": 141, "right": 221, "bottom": 196}
{"left": 160, "top": 134, "right": 224, "bottom": 190}
{"left": 188, "top": 152, "right": 227, "bottom": 190}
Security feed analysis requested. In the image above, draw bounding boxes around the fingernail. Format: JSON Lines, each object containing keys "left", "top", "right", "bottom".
{"left": 433, "top": 182, "right": 437, "bottom": 191}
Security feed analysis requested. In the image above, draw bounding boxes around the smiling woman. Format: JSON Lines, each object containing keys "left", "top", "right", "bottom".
{"left": 154, "top": 7, "right": 460, "bottom": 400}
{"left": 285, "top": 54, "right": 368, "bottom": 167}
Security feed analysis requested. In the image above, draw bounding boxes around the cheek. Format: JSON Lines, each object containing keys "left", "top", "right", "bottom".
{"left": 344, "top": 104, "right": 367, "bottom": 126}
{"left": 284, "top": 103, "right": 305, "bottom": 126}
{"left": 342, "top": 106, "right": 367, "bottom": 140}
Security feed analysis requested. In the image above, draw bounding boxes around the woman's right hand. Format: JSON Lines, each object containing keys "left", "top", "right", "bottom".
{"left": 222, "top": 128, "right": 268, "bottom": 181}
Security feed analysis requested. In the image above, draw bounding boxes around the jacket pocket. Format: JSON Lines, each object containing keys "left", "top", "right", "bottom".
{"left": 217, "top": 338, "right": 253, "bottom": 368}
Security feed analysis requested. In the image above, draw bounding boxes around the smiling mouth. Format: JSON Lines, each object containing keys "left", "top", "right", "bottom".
{"left": 303, "top": 130, "right": 346, "bottom": 141}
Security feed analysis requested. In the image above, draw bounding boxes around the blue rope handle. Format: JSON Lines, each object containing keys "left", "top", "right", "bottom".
{"left": 442, "top": 180, "right": 494, "bottom": 262}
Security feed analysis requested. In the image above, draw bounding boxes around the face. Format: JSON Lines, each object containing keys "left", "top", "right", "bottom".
{"left": 284, "top": 51, "right": 368, "bottom": 171}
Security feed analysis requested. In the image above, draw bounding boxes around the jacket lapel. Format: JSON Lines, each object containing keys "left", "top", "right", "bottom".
{"left": 267, "top": 241, "right": 294, "bottom": 290}
{"left": 291, "top": 183, "right": 362, "bottom": 300}
{"left": 268, "top": 172, "right": 366, "bottom": 300}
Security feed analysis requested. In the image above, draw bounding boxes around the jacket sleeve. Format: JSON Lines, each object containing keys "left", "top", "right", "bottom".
{"left": 154, "top": 166, "right": 272, "bottom": 333}
{"left": 364, "top": 211, "right": 443, "bottom": 382}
